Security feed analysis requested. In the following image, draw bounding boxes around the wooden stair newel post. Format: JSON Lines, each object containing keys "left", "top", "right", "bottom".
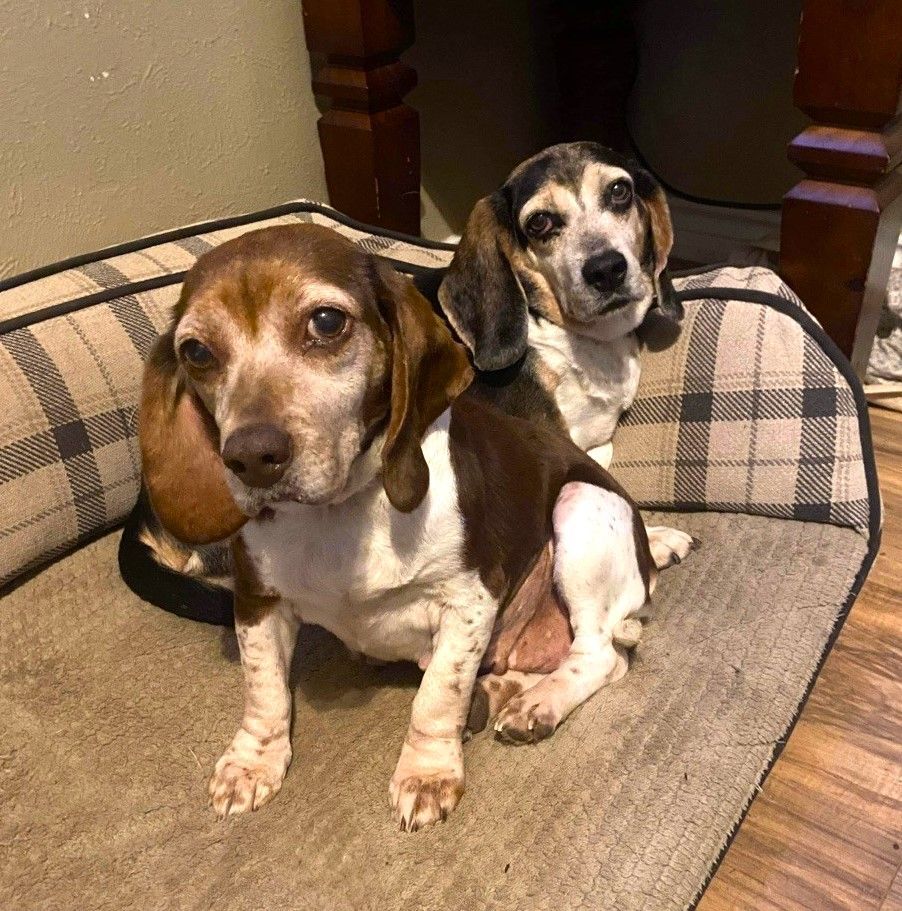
{"left": 779, "top": 0, "right": 902, "bottom": 376}
{"left": 302, "top": 0, "right": 420, "bottom": 235}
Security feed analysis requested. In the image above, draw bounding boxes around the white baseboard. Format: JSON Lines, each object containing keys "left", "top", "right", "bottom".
{"left": 667, "top": 196, "right": 781, "bottom": 265}
{"left": 668, "top": 195, "right": 902, "bottom": 271}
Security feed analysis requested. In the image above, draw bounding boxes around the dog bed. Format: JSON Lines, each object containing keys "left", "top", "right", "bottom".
{"left": 0, "top": 202, "right": 880, "bottom": 911}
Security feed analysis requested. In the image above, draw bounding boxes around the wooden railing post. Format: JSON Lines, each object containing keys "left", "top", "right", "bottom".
{"left": 301, "top": 0, "right": 420, "bottom": 235}
{"left": 779, "top": 0, "right": 902, "bottom": 375}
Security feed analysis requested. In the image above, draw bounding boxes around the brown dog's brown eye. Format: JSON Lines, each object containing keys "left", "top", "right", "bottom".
{"left": 609, "top": 179, "right": 633, "bottom": 207}
{"left": 525, "top": 211, "right": 555, "bottom": 239}
{"left": 180, "top": 339, "right": 216, "bottom": 369}
{"left": 308, "top": 307, "right": 347, "bottom": 341}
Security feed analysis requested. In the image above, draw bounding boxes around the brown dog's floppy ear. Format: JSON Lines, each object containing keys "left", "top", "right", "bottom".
{"left": 438, "top": 191, "right": 530, "bottom": 372}
{"left": 139, "top": 331, "right": 247, "bottom": 545}
{"left": 634, "top": 169, "right": 682, "bottom": 322}
{"left": 378, "top": 267, "right": 474, "bottom": 512}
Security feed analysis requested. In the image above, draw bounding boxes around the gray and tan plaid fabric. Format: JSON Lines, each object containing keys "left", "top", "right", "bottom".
{"left": 0, "top": 203, "right": 452, "bottom": 326}
{"left": 0, "top": 200, "right": 872, "bottom": 589}
{"left": 611, "top": 281, "right": 871, "bottom": 534}
{"left": 674, "top": 265, "right": 809, "bottom": 307}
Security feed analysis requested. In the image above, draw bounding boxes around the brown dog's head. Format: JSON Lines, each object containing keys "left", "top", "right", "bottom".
{"left": 438, "top": 142, "right": 678, "bottom": 371}
{"left": 140, "top": 225, "right": 473, "bottom": 544}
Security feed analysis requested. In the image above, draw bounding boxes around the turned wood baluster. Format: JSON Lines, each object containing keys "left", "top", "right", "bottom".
{"left": 301, "top": 0, "right": 420, "bottom": 235}
{"left": 779, "top": 0, "right": 902, "bottom": 375}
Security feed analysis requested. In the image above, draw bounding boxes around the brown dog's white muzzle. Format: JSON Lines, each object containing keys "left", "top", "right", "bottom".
{"left": 222, "top": 423, "right": 293, "bottom": 489}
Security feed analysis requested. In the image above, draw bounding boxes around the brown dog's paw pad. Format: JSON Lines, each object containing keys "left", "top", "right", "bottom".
{"left": 209, "top": 762, "right": 280, "bottom": 818}
{"left": 390, "top": 773, "right": 464, "bottom": 832}
{"left": 612, "top": 617, "right": 643, "bottom": 650}
{"left": 648, "top": 526, "right": 696, "bottom": 571}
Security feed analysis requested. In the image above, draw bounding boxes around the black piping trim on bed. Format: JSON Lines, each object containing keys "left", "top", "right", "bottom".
{"left": 675, "top": 285, "right": 883, "bottom": 911}
{"left": 0, "top": 201, "right": 456, "bottom": 296}
{"left": 0, "top": 258, "right": 445, "bottom": 337}
{"left": 0, "top": 272, "right": 188, "bottom": 336}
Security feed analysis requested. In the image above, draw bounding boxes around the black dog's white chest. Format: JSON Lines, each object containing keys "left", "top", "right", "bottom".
{"left": 528, "top": 319, "right": 641, "bottom": 451}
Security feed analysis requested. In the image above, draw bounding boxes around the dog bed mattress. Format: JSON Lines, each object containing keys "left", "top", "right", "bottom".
{"left": 0, "top": 202, "right": 880, "bottom": 911}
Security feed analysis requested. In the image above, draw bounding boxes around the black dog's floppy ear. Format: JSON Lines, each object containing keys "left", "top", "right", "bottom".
{"left": 634, "top": 169, "right": 682, "bottom": 322}
{"left": 653, "top": 267, "right": 681, "bottom": 322}
{"left": 438, "top": 191, "right": 530, "bottom": 372}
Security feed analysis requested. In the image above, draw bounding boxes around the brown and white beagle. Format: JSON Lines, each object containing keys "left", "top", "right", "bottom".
{"left": 139, "top": 224, "right": 657, "bottom": 830}
{"left": 438, "top": 142, "right": 694, "bottom": 569}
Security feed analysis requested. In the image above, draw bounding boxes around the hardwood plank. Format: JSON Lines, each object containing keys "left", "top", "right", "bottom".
{"left": 881, "top": 864, "right": 902, "bottom": 911}
{"left": 699, "top": 407, "right": 902, "bottom": 911}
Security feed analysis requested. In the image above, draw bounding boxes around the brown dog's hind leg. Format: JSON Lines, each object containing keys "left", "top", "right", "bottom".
{"left": 466, "top": 537, "right": 647, "bottom": 737}
{"left": 494, "top": 482, "right": 648, "bottom": 744}
{"left": 466, "top": 585, "right": 570, "bottom": 735}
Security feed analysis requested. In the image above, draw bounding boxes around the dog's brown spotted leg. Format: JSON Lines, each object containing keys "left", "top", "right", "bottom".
{"left": 495, "top": 483, "right": 647, "bottom": 743}
{"left": 209, "top": 600, "right": 299, "bottom": 818}
{"left": 389, "top": 574, "right": 497, "bottom": 832}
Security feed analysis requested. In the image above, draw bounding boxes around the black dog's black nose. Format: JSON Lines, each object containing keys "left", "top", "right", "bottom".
{"left": 582, "top": 250, "right": 628, "bottom": 294}
{"left": 222, "top": 424, "right": 292, "bottom": 489}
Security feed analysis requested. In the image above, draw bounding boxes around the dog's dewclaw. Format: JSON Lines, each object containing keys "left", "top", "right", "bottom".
{"left": 612, "top": 617, "right": 642, "bottom": 650}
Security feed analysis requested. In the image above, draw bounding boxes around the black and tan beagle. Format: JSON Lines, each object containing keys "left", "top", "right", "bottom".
{"left": 439, "top": 142, "right": 694, "bottom": 568}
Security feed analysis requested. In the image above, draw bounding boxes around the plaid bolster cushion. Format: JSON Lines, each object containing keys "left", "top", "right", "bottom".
{"left": 0, "top": 201, "right": 875, "bottom": 590}
{"left": 0, "top": 202, "right": 454, "bottom": 589}
{"left": 611, "top": 272, "right": 874, "bottom": 536}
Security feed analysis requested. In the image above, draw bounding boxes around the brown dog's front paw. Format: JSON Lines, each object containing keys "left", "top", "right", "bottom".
{"left": 209, "top": 735, "right": 291, "bottom": 818}
{"left": 390, "top": 738, "right": 464, "bottom": 831}
{"left": 494, "top": 697, "right": 560, "bottom": 744}
{"left": 390, "top": 772, "right": 464, "bottom": 832}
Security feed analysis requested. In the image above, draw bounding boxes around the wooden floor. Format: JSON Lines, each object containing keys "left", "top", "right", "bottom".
{"left": 699, "top": 407, "right": 902, "bottom": 911}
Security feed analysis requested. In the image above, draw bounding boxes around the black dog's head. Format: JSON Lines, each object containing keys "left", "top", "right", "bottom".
{"left": 438, "top": 142, "right": 680, "bottom": 371}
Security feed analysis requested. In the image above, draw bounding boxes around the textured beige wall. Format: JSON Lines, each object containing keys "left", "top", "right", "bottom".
{"left": 1, "top": 1, "right": 808, "bottom": 270}
{"left": 0, "top": 1, "right": 327, "bottom": 278}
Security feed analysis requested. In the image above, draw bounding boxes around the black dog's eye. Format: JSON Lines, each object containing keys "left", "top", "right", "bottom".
{"left": 308, "top": 307, "right": 347, "bottom": 341}
{"left": 525, "top": 211, "right": 556, "bottom": 239}
{"left": 609, "top": 179, "right": 633, "bottom": 207}
{"left": 180, "top": 339, "right": 216, "bottom": 369}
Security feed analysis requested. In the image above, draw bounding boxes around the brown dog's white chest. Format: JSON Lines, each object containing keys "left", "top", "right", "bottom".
{"left": 528, "top": 315, "right": 641, "bottom": 452}
{"left": 239, "top": 413, "right": 488, "bottom": 664}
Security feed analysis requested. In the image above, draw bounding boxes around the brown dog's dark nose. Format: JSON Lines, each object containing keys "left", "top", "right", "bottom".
{"left": 222, "top": 424, "right": 292, "bottom": 489}
{"left": 582, "top": 250, "right": 628, "bottom": 294}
